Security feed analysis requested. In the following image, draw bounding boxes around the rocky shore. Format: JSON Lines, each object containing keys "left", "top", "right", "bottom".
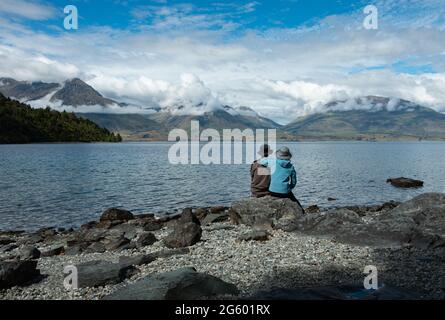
{"left": 0, "top": 193, "right": 444, "bottom": 300}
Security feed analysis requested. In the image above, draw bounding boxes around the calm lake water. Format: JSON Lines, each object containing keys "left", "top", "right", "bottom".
{"left": 1, "top": 141, "right": 445, "bottom": 231}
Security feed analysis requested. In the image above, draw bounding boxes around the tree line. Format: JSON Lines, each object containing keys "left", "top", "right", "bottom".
{"left": 0, "top": 94, "right": 122, "bottom": 144}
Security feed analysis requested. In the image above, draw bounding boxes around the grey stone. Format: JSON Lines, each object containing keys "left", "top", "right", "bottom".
{"left": 19, "top": 246, "right": 41, "bottom": 260}
{"left": 387, "top": 177, "right": 424, "bottom": 188}
{"left": 73, "top": 260, "right": 136, "bottom": 288}
{"left": 110, "top": 222, "right": 142, "bottom": 240}
{"left": 201, "top": 213, "right": 229, "bottom": 225}
{"left": 231, "top": 196, "right": 305, "bottom": 231}
{"left": 102, "top": 236, "right": 131, "bottom": 251}
{"left": 100, "top": 208, "right": 134, "bottom": 222}
{"left": 238, "top": 230, "right": 270, "bottom": 242}
{"left": 0, "top": 260, "right": 41, "bottom": 289}
{"left": 164, "top": 222, "right": 202, "bottom": 248}
{"left": 41, "top": 245, "right": 64, "bottom": 257}
{"left": 136, "top": 232, "right": 157, "bottom": 248}
{"left": 103, "top": 267, "right": 239, "bottom": 300}
{"left": 0, "top": 237, "right": 15, "bottom": 246}
{"left": 0, "top": 243, "right": 18, "bottom": 253}
{"left": 84, "top": 242, "right": 106, "bottom": 254}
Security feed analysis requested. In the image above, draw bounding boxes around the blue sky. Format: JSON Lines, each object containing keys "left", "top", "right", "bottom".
{"left": 1, "top": 0, "right": 445, "bottom": 122}
{"left": 25, "top": 0, "right": 366, "bottom": 32}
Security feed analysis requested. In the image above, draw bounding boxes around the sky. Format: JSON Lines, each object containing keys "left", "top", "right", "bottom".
{"left": 0, "top": 0, "right": 445, "bottom": 123}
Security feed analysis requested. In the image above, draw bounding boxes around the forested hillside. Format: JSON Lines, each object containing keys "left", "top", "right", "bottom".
{"left": 0, "top": 94, "right": 122, "bottom": 143}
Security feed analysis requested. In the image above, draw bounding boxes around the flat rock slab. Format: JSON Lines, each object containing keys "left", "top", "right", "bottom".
{"left": 238, "top": 230, "right": 270, "bottom": 242}
{"left": 103, "top": 267, "right": 239, "bottom": 300}
{"left": 201, "top": 213, "right": 229, "bottom": 225}
{"left": 73, "top": 260, "right": 136, "bottom": 288}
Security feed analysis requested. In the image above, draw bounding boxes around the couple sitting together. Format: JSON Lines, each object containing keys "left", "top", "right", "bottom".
{"left": 250, "top": 144, "right": 304, "bottom": 210}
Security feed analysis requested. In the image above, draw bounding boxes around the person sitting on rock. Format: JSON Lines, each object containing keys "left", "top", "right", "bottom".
{"left": 259, "top": 146, "right": 304, "bottom": 211}
{"left": 250, "top": 144, "right": 272, "bottom": 198}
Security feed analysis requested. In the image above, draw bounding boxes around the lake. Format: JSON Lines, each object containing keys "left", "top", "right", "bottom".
{"left": 1, "top": 141, "right": 445, "bottom": 231}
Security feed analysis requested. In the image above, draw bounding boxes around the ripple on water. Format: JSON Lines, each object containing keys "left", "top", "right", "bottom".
{"left": 1, "top": 141, "right": 445, "bottom": 230}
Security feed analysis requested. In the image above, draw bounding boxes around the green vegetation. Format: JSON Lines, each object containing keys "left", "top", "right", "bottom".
{"left": 0, "top": 94, "right": 122, "bottom": 144}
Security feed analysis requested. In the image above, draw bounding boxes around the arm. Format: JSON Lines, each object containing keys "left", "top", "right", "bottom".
{"left": 290, "top": 167, "right": 297, "bottom": 189}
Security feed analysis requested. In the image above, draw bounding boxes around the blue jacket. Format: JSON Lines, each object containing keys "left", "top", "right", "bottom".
{"left": 260, "top": 158, "right": 297, "bottom": 194}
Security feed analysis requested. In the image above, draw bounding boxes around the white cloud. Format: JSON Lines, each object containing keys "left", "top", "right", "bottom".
{"left": 1, "top": 0, "right": 445, "bottom": 123}
{"left": 0, "top": 0, "right": 56, "bottom": 20}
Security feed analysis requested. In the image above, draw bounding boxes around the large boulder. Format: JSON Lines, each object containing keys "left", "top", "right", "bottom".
{"left": 73, "top": 260, "right": 136, "bottom": 288}
{"left": 100, "top": 208, "right": 134, "bottom": 222}
{"left": 230, "top": 196, "right": 305, "bottom": 231}
{"left": 164, "top": 223, "right": 202, "bottom": 248}
{"left": 103, "top": 267, "right": 239, "bottom": 300}
{"left": 163, "top": 211, "right": 202, "bottom": 248}
{"left": 0, "top": 260, "right": 41, "bottom": 289}
{"left": 387, "top": 177, "right": 424, "bottom": 188}
{"left": 302, "top": 193, "right": 445, "bottom": 249}
{"left": 301, "top": 209, "right": 363, "bottom": 233}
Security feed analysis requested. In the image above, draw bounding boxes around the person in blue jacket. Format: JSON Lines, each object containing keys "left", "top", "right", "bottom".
{"left": 260, "top": 146, "right": 304, "bottom": 210}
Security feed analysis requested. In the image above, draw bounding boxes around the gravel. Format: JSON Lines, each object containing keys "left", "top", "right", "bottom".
{"left": 0, "top": 222, "right": 443, "bottom": 300}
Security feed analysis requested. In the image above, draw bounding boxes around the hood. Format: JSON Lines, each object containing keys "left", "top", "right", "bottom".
{"left": 276, "top": 159, "right": 293, "bottom": 168}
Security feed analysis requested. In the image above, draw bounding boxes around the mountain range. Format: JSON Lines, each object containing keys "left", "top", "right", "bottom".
{"left": 283, "top": 96, "right": 445, "bottom": 140}
{"left": 1, "top": 77, "right": 445, "bottom": 141}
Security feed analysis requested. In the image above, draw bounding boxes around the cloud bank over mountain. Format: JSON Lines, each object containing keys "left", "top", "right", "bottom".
{"left": 0, "top": 0, "right": 445, "bottom": 124}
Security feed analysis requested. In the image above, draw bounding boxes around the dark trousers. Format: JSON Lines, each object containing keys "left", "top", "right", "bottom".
{"left": 270, "top": 192, "right": 305, "bottom": 214}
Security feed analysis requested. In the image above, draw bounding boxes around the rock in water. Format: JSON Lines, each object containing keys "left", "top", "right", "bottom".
{"left": 230, "top": 196, "right": 305, "bottom": 231}
{"left": 73, "top": 260, "right": 136, "bottom": 288}
{"left": 102, "top": 267, "right": 239, "bottom": 300}
{"left": 100, "top": 208, "right": 134, "bottom": 222}
{"left": 387, "top": 177, "right": 424, "bottom": 188}
{"left": 0, "top": 260, "right": 41, "bottom": 289}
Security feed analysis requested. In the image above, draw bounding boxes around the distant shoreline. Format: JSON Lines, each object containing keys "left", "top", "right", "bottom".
{"left": 2, "top": 138, "right": 445, "bottom": 145}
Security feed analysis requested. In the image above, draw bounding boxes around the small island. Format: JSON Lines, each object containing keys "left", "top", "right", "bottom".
{"left": 0, "top": 94, "right": 122, "bottom": 144}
